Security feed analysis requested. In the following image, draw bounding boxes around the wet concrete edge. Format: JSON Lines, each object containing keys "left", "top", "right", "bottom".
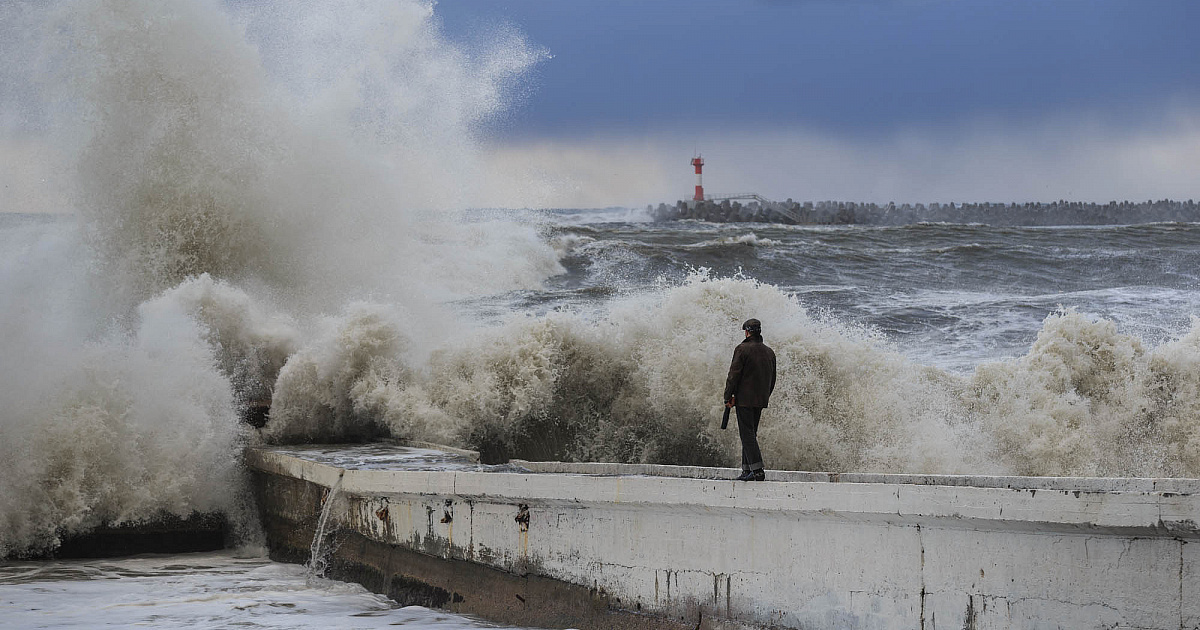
{"left": 252, "top": 469, "right": 701, "bottom": 630}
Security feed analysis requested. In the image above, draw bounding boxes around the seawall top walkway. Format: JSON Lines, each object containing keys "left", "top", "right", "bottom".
{"left": 248, "top": 443, "right": 1200, "bottom": 538}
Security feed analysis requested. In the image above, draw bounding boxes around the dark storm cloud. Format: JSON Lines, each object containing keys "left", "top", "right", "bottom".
{"left": 435, "top": 0, "right": 1200, "bottom": 140}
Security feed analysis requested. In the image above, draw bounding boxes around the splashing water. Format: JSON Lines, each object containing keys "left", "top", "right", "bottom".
{"left": 258, "top": 268, "right": 1200, "bottom": 480}
{"left": 0, "top": 0, "right": 554, "bottom": 556}
{"left": 3, "top": 0, "right": 1200, "bottom": 563}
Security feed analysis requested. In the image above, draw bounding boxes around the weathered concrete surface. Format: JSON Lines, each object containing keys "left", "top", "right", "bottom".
{"left": 247, "top": 445, "right": 1200, "bottom": 630}
{"left": 251, "top": 466, "right": 694, "bottom": 629}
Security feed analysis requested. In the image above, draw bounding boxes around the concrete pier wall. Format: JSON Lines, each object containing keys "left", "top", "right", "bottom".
{"left": 247, "top": 446, "right": 1200, "bottom": 629}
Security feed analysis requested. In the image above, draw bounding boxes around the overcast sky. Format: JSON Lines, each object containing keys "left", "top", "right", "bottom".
{"left": 2, "top": 1, "right": 1197, "bottom": 211}
{"left": 436, "top": 0, "right": 1200, "bottom": 207}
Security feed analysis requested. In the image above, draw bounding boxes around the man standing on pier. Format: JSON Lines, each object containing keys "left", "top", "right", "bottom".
{"left": 724, "top": 318, "right": 777, "bottom": 481}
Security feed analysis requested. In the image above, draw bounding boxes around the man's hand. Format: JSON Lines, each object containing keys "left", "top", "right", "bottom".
{"left": 725, "top": 396, "right": 735, "bottom": 409}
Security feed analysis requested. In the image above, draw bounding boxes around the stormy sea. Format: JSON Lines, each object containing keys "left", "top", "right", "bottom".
{"left": 2, "top": 1, "right": 1199, "bottom": 627}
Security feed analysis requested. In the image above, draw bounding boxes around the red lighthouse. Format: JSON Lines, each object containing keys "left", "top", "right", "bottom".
{"left": 690, "top": 156, "right": 705, "bottom": 202}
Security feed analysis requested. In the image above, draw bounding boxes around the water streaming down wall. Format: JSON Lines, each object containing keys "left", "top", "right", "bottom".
{"left": 308, "top": 471, "right": 345, "bottom": 578}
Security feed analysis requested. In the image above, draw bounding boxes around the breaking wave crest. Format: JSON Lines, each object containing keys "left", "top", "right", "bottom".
{"left": 0, "top": 277, "right": 246, "bottom": 557}
{"left": 691, "top": 233, "right": 779, "bottom": 248}
{"left": 967, "top": 310, "right": 1200, "bottom": 477}
{"left": 259, "top": 271, "right": 1200, "bottom": 481}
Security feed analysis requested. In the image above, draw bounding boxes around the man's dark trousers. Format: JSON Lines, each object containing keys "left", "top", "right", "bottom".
{"left": 736, "top": 406, "right": 764, "bottom": 472}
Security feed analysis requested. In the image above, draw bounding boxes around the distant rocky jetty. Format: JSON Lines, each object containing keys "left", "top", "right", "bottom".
{"left": 650, "top": 198, "right": 1200, "bottom": 226}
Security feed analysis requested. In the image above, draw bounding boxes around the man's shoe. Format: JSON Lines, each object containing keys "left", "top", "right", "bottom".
{"left": 751, "top": 470, "right": 766, "bottom": 482}
{"left": 735, "top": 470, "right": 755, "bottom": 481}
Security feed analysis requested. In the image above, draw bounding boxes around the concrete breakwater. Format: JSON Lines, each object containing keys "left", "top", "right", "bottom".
{"left": 248, "top": 444, "right": 1200, "bottom": 629}
{"left": 648, "top": 198, "right": 1200, "bottom": 226}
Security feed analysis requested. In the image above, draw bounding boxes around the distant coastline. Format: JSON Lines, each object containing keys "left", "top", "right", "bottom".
{"left": 650, "top": 198, "right": 1200, "bottom": 226}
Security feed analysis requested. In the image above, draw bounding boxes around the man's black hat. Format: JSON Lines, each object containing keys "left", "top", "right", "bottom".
{"left": 742, "top": 318, "right": 761, "bottom": 333}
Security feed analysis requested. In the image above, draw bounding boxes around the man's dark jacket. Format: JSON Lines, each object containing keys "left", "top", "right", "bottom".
{"left": 723, "top": 334, "right": 777, "bottom": 408}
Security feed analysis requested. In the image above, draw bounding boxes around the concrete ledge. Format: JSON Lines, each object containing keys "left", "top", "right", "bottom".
{"left": 514, "top": 460, "right": 1200, "bottom": 494}
{"left": 251, "top": 469, "right": 699, "bottom": 630}
{"left": 247, "top": 445, "right": 1200, "bottom": 629}
{"left": 246, "top": 449, "right": 1200, "bottom": 537}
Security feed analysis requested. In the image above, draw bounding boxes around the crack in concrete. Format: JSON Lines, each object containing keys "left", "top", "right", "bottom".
{"left": 930, "top": 590, "right": 1124, "bottom": 617}
{"left": 918, "top": 524, "right": 926, "bottom": 630}
{"left": 1179, "top": 540, "right": 1184, "bottom": 630}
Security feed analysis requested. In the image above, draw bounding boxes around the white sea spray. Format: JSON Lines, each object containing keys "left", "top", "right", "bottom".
{"left": 0, "top": 0, "right": 555, "bottom": 556}
{"left": 0, "top": 283, "right": 242, "bottom": 556}
{"left": 3, "top": 0, "right": 1200, "bottom": 563}
{"left": 968, "top": 310, "right": 1200, "bottom": 477}
{"left": 276, "top": 272, "right": 1200, "bottom": 480}
{"left": 308, "top": 271, "right": 987, "bottom": 472}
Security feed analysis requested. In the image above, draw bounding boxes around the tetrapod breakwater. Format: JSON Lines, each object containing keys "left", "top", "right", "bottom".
{"left": 248, "top": 443, "right": 1200, "bottom": 630}
{"left": 649, "top": 198, "right": 1200, "bottom": 226}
